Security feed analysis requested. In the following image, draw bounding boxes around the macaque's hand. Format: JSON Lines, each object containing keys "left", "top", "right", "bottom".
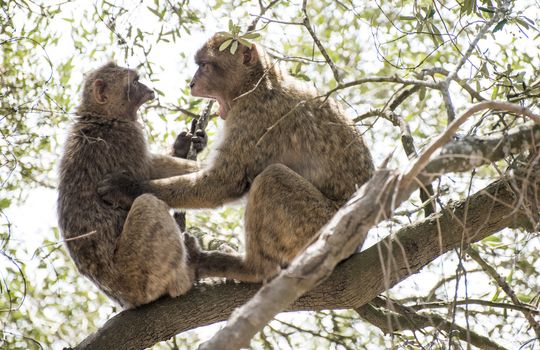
{"left": 172, "top": 119, "right": 208, "bottom": 158}
{"left": 97, "top": 171, "right": 143, "bottom": 209}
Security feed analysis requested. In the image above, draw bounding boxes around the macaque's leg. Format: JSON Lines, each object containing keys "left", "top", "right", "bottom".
{"left": 196, "top": 164, "right": 338, "bottom": 283}
{"left": 112, "top": 194, "right": 194, "bottom": 307}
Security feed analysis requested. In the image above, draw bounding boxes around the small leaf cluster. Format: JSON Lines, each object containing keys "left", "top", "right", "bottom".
{"left": 216, "top": 20, "right": 260, "bottom": 54}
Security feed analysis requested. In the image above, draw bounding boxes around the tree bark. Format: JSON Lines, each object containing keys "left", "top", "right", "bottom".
{"left": 74, "top": 172, "right": 528, "bottom": 350}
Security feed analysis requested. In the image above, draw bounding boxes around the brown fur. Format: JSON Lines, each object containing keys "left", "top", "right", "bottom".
{"left": 57, "top": 62, "right": 200, "bottom": 308}
{"left": 99, "top": 35, "right": 374, "bottom": 282}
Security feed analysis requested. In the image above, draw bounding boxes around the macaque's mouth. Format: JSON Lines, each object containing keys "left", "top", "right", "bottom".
{"left": 191, "top": 93, "right": 228, "bottom": 119}
{"left": 132, "top": 91, "right": 155, "bottom": 106}
{"left": 218, "top": 102, "right": 227, "bottom": 120}
{"left": 142, "top": 91, "right": 155, "bottom": 104}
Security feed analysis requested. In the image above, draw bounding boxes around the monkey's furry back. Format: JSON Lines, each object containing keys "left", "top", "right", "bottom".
{"left": 57, "top": 115, "right": 151, "bottom": 281}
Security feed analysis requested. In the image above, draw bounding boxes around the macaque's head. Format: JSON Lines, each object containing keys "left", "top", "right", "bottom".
{"left": 190, "top": 34, "right": 262, "bottom": 119}
{"left": 77, "top": 62, "right": 154, "bottom": 120}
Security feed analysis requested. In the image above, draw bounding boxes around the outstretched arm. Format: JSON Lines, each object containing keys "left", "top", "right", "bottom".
{"left": 148, "top": 127, "right": 208, "bottom": 179}
{"left": 148, "top": 154, "right": 199, "bottom": 179}
{"left": 99, "top": 153, "right": 248, "bottom": 210}
{"left": 146, "top": 165, "right": 247, "bottom": 209}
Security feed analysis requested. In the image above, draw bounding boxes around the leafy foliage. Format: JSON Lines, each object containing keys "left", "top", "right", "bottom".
{"left": 1, "top": 0, "right": 539, "bottom": 349}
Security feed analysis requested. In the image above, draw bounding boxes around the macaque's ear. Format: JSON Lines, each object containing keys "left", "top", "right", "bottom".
{"left": 242, "top": 44, "right": 259, "bottom": 66}
{"left": 93, "top": 79, "right": 108, "bottom": 104}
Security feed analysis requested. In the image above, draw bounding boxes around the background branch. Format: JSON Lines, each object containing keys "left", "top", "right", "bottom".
{"left": 356, "top": 297, "right": 507, "bottom": 350}
{"left": 467, "top": 248, "right": 540, "bottom": 338}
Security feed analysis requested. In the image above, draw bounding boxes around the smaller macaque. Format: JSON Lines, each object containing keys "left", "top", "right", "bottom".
{"left": 57, "top": 62, "right": 205, "bottom": 308}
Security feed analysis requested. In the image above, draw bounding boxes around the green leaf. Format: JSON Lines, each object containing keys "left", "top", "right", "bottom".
{"left": 230, "top": 40, "right": 238, "bottom": 54}
{"left": 294, "top": 62, "right": 302, "bottom": 75}
{"left": 242, "top": 32, "right": 260, "bottom": 40}
{"left": 492, "top": 19, "right": 507, "bottom": 33}
{"left": 516, "top": 18, "right": 537, "bottom": 32}
{"left": 237, "top": 37, "right": 251, "bottom": 47}
{"left": 523, "top": 16, "right": 536, "bottom": 26}
{"left": 491, "top": 84, "right": 499, "bottom": 99}
{"left": 419, "top": 86, "right": 426, "bottom": 101}
{"left": 0, "top": 198, "right": 11, "bottom": 209}
{"left": 147, "top": 6, "right": 161, "bottom": 19}
{"left": 216, "top": 31, "right": 233, "bottom": 38}
{"left": 461, "top": 0, "right": 476, "bottom": 15}
{"left": 491, "top": 288, "right": 501, "bottom": 302}
{"left": 478, "top": 6, "right": 495, "bottom": 13}
{"left": 397, "top": 15, "right": 416, "bottom": 21}
{"left": 429, "top": 24, "right": 443, "bottom": 46}
{"left": 219, "top": 39, "right": 233, "bottom": 51}
{"left": 295, "top": 73, "right": 311, "bottom": 81}
{"left": 480, "top": 62, "right": 489, "bottom": 77}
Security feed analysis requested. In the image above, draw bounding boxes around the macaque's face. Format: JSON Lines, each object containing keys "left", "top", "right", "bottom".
{"left": 189, "top": 35, "right": 259, "bottom": 117}
{"left": 124, "top": 70, "right": 155, "bottom": 108}
{"left": 190, "top": 48, "right": 232, "bottom": 101}
{"left": 90, "top": 66, "right": 154, "bottom": 119}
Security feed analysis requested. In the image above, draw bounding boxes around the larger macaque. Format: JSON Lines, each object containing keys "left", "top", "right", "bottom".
{"left": 99, "top": 34, "right": 374, "bottom": 282}
{"left": 57, "top": 62, "right": 203, "bottom": 308}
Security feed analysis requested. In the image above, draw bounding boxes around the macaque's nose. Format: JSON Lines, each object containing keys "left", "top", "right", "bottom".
{"left": 189, "top": 81, "right": 195, "bottom": 88}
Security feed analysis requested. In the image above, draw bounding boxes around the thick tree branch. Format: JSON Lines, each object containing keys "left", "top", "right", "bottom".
{"left": 74, "top": 118, "right": 540, "bottom": 350}
{"left": 74, "top": 165, "right": 533, "bottom": 350}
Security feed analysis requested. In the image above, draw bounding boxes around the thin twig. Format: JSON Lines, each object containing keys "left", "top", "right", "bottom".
{"left": 248, "top": 0, "right": 280, "bottom": 32}
{"left": 412, "top": 298, "right": 540, "bottom": 315}
{"left": 446, "top": 10, "right": 503, "bottom": 82}
{"left": 468, "top": 248, "right": 540, "bottom": 338}
{"left": 301, "top": 0, "right": 341, "bottom": 82}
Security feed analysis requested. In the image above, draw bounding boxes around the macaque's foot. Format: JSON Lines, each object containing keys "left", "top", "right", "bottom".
{"left": 183, "top": 232, "right": 203, "bottom": 263}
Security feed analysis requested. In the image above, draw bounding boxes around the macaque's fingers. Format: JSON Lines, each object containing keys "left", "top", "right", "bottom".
{"left": 184, "top": 232, "right": 203, "bottom": 262}
{"left": 192, "top": 129, "right": 208, "bottom": 153}
{"left": 190, "top": 118, "right": 198, "bottom": 134}
{"left": 172, "top": 130, "right": 192, "bottom": 158}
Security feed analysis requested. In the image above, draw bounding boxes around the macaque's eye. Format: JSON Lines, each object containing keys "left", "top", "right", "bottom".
{"left": 200, "top": 62, "right": 212, "bottom": 70}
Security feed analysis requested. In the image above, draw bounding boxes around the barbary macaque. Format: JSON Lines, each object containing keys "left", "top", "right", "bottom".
{"left": 57, "top": 62, "right": 204, "bottom": 308}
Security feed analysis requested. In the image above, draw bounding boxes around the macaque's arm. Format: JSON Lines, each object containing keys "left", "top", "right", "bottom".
{"left": 148, "top": 154, "right": 200, "bottom": 179}
{"left": 145, "top": 163, "right": 247, "bottom": 209}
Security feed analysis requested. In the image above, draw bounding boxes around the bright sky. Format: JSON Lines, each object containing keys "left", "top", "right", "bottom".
{"left": 3, "top": 1, "right": 540, "bottom": 348}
